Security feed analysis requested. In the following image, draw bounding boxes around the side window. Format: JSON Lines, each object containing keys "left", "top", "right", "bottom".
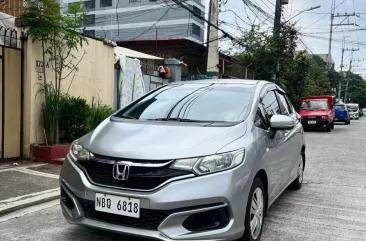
{"left": 285, "top": 95, "right": 294, "bottom": 114}
{"left": 261, "top": 91, "right": 281, "bottom": 125}
{"left": 276, "top": 91, "right": 291, "bottom": 116}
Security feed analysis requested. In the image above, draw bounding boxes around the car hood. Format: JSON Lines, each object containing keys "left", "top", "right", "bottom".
{"left": 298, "top": 110, "right": 330, "bottom": 116}
{"left": 79, "top": 119, "right": 247, "bottom": 160}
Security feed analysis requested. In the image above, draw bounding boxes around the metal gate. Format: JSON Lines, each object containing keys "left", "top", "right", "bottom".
{"left": 0, "top": 27, "right": 23, "bottom": 160}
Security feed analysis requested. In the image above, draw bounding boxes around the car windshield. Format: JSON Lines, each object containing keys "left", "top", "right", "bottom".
{"left": 347, "top": 106, "right": 358, "bottom": 111}
{"left": 334, "top": 105, "right": 345, "bottom": 110}
{"left": 115, "top": 83, "right": 254, "bottom": 122}
{"left": 301, "top": 100, "right": 328, "bottom": 110}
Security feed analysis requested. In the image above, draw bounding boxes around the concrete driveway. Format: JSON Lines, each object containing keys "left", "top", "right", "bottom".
{"left": 1, "top": 119, "right": 366, "bottom": 241}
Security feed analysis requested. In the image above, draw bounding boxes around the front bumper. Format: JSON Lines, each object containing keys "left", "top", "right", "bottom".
{"left": 301, "top": 120, "right": 329, "bottom": 127}
{"left": 334, "top": 117, "right": 348, "bottom": 122}
{"left": 350, "top": 113, "right": 359, "bottom": 119}
{"left": 59, "top": 156, "right": 251, "bottom": 241}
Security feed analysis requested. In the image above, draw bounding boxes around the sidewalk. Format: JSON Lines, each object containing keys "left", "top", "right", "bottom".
{"left": 0, "top": 161, "right": 61, "bottom": 216}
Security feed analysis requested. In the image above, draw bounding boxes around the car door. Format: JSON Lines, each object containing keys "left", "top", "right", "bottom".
{"left": 275, "top": 90, "right": 303, "bottom": 185}
{"left": 257, "top": 89, "right": 288, "bottom": 202}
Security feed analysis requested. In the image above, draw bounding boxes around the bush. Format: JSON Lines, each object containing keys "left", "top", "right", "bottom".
{"left": 59, "top": 94, "right": 90, "bottom": 142}
{"left": 87, "top": 97, "right": 115, "bottom": 132}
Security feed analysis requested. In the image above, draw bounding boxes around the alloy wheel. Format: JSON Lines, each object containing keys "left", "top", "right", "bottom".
{"left": 250, "top": 187, "right": 264, "bottom": 240}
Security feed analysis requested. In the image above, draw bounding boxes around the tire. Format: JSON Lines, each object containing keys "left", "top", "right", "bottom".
{"left": 326, "top": 123, "right": 331, "bottom": 132}
{"left": 357, "top": 117, "right": 359, "bottom": 120}
{"left": 345, "top": 119, "right": 348, "bottom": 125}
{"left": 290, "top": 153, "right": 304, "bottom": 190}
{"left": 349, "top": 119, "right": 351, "bottom": 124}
{"left": 331, "top": 122, "right": 334, "bottom": 130}
{"left": 242, "top": 178, "right": 266, "bottom": 241}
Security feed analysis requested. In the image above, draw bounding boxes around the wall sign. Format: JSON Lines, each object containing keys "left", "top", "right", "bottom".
{"left": 36, "top": 60, "right": 49, "bottom": 68}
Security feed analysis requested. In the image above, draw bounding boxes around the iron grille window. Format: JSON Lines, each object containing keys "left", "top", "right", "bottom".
{"left": 192, "top": 6, "right": 201, "bottom": 16}
{"left": 192, "top": 23, "right": 201, "bottom": 36}
{"left": 100, "top": 0, "right": 112, "bottom": 7}
{"left": 85, "top": 15, "right": 95, "bottom": 25}
{"left": 84, "top": 30, "right": 95, "bottom": 37}
{"left": 84, "top": 0, "right": 95, "bottom": 10}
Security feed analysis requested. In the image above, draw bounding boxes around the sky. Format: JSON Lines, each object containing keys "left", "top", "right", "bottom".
{"left": 204, "top": 0, "right": 366, "bottom": 78}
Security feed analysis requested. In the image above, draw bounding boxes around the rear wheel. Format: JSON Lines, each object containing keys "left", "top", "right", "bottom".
{"left": 345, "top": 119, "right": 348, "bottom": 125}
{"left": 242, "top": 178, "right": 266, "bottom": 241}
{"left": 330, "top": 122, "right": 334, "bottom": 130}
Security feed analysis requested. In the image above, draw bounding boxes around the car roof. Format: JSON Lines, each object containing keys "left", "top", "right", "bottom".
{"left": 169, "top": 79, "right": 275, "bottom": 91}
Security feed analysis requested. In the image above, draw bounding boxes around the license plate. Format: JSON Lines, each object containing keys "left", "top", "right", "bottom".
{"left": 308, "top": 121, "right": 316, "bottom": 124}
{"left": 95, "top": 193, "right": 140, "bottom": 218}
{"left": 335, "top": 118, "right": 338, "bottom": 120}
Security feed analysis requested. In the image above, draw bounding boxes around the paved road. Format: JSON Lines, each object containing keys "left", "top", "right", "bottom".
{"left": 1, "top": 119, "right": 366, "bottom": 241}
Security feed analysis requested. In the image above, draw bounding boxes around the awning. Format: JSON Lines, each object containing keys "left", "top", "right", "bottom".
{"left": 114, "top": 46, "right": 163, "bottom": 60}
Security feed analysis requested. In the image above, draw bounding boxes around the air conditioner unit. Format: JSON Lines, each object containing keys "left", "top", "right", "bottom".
{"left": 281, "top": 0, "right": 289, "bottom": 4}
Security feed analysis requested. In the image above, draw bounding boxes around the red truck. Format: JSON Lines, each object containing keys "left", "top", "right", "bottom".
{"left": 298, "top": 96, "right": 335, "bottom": 132}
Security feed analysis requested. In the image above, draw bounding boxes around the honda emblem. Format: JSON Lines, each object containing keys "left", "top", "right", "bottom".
{"left": 113, "top": 163, "right": 130, "bottom": 180}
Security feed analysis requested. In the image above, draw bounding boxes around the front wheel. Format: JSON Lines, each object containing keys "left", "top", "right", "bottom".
{"left": 326, "top": 123, "right": 331, "bottom": 132}
{"left": 242, "top": 178, "right": 266, "bottom": 241}
{"left": 291, "top": 153, "right": 304, "bottom": 190}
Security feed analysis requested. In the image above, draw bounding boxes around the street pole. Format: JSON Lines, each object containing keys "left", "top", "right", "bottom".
{"left": 274, "top": 0, "right": 282, "bottom": 37}
{"left": 273, "top": 0, "right": 282, "bottom": 82}
{"left": 327, "top": 0, "right": 335, "bottom": 69}
{"left": 345, "top": 57, "right": 353, "bottom": 102}
{"left": 206, "top": 0, "right": 219, "bottom": 77}
{"left": 338, "top": 47, "right": 345, "bottom": 103}
{"left": 345, "top": 56, "right": 362, "bottom": 101}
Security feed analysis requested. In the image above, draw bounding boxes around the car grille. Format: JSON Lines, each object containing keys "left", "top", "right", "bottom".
{"left": 78, "top": 198, "right": 171, "bottom": 230}
{"left": 78, "top": 157, "right": 192, "bottom": 191}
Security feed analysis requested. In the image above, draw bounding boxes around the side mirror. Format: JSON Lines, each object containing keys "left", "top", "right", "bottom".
{"left": 270, "top": 115, "right": 295, "bottom": 130}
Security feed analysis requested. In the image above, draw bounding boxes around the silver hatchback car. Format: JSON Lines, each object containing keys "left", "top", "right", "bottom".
{"left": 60, "top": 80, "right": 305, "bottom": 241}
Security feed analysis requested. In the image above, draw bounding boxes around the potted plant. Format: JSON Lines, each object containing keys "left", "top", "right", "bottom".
{"left": 21, "top": 0, "right": 88, "bottom": 163}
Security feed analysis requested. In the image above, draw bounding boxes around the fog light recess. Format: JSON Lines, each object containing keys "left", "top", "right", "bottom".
{"left": 182, "top": 207, "right": 230, "bottom": 232}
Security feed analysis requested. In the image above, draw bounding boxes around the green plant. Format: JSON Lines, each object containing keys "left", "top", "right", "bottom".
{"left": 59, "top": 94, "right": 90, "bottom": 142}
{"left": 87, "top": 97, "right": 115, "bottom": 132}
{"left": 21, "top": 0, "right": 88, "bottom": 145}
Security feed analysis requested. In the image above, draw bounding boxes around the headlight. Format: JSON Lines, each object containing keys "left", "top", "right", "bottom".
{"left": 321, "top": 116, "right": 328, "bottom": 119}
{"left": 70, "top": 140, "right": 91, "bottom": 161}
{"left": 171, "top": 149, "right": 245, "bottom": 175}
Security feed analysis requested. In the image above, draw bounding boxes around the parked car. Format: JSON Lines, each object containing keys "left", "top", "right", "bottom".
{"left": 346, "top": 103, "right": 360, "bottom": 119}
{"left": 334, "top": 104, "right": 350, "bottom": 125}
{"left": 298, "top": 96, "right": 335, "bottom": 132}
{"left": 60, "top": 80, "right": 306, "bottom": 241}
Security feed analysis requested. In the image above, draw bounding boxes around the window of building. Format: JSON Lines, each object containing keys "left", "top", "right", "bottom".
{"left": 192, "top": 23, "right": 201, "bottom": 37}
{"left": 130, "top": 0, "right": 141, "bottom": 3}
{"left": 100, "top": 0, "right": 112, "bottom": 7}
{"left": 84, "top": 0, "right": 95, "bottom": 10}
{"left": 84, "top": 14, "right": 95, "bottom": 25}
{"left": 84, "top": 30, "right": 95, "bottom": 37}
{"left": 193, "top": 6, "right": 201, "bottom": 16}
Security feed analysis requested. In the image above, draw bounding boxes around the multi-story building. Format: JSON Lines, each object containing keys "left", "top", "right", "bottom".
{"left": 62, "top": 0, "right": 205, "bottom": 43}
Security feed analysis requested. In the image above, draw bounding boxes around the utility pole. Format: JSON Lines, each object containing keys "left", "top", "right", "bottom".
{"left": 274, "top": 0, "right": 282, "bottom": 37}
{"left": 338, "top": 47, "right": 345, "bottom": 103}
{"left": 206, "top": 0, "right": 219, "bottom": 77}
{"left": 327, "top": 4, "right": 358, "bottom": 69}
{"left": 345, "top": 56, "right": 362, "bottom": 101}
{"left": 273, "top": 0, "right": 288, "bottom": 82}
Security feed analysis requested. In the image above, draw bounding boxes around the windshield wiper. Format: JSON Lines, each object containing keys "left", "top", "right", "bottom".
{"left": 121, "top": 115, "right": 137, "bottom": 119}
{"left": 147, "top": 118, "right": 215, "bottom": 123}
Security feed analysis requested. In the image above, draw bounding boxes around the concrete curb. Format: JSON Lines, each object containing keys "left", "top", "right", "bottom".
{"left": 0, "top": 188, "right": 60, "bottom": 216}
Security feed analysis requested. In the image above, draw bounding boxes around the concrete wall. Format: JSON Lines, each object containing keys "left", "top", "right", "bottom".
{"left": 23, "top": 37, "right": 114, "bottom": 157}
